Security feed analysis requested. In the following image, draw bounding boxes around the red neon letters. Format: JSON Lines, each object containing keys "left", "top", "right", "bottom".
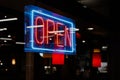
{"left": 35, "top": 16, "right": 45, "bottom": 44}
{"left": 34, "top": 16, "right": 71, "bottom": 47}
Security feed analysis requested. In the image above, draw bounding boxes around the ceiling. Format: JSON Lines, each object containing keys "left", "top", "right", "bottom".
{"left": 0, "top": 0, "right": 111, "bottom": 48}
{"left": 37, "top": 0, "right": 110, "bottom": 17}
{"left": 76, "top": 0, "right": 110, "bottom": 17}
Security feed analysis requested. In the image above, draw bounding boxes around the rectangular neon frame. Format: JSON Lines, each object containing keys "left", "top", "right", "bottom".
{"left": 24, "top": 5, "right": 76, "bottom": 54}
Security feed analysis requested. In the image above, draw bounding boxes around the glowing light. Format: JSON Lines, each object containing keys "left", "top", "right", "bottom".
{"left": 4, "top": 16, "right": 7, "bottom": 18}
{"left": 102, "top": 46, "right": 108, "bottom": 50}
{"left": 65, "top": 26, "right": 72, "bottom": 47}
{"left": 0, "top": 18, "right": 18, "bottom": 22}
{"left": 31, "top": 10, "right": 74, "bottom": 53}
{"left": 75, "top": 28, "right": 79, "bottom": 31}
{"left": 16, "top": 42, "right": 25, "bottom": 44}
{"left": 44, "top": 66, "right": 47, "bottom": 69}
{"left": 48, "top": 30, "right": 64, "bottom": 34}
{"left": 0, "top": 38, "right": 12, "bottom": 40}
{"left": 0, "top": 28, "right": 7, "bottom": 31}
{"left": 4, "top": 40, "right": 7, "bottom": 42}
{"left": 52, "top": 53, "right": 64, "bottom": 65}
{"left": 70, "top": 28, "right": 79, "bottom": 32}
{"left": 93, "top": 49, "right": 100, "bottom": 53}
{"left": 44, "top": 66, "right": 51, "bottom": 69}
{"left": 82, "top": 40, "right": 86, "bottom": 43}
{"left": 27, "top": 25, "right": 43, "bottom": 28}
{"left": 49, "top": 38, "right": 52, "bottom": 40}
{"left": 0, "top": 63, "right": 3, "bottom": 65}
{"left": 35, "top": 16, "right": 45, "bottom": 45}
{"left": 43, "top": 54, "right": 52, "bottom": 58}
{"left": 39, "top": 53, "right": 43, "bottom": 57}
{"left": 5, "top": 69, "right": 8, "bottom": 71}
{"left": 12, "top": 58, "right": 16, "bottom": 65}
{"left": 8, "top": 35, "right": 11, "bottom": 37}
{"left": 87, "top": 27, "right": 94, "bottom": 30}
{"left": 24, "top": 5, "right": 76, "bottom": 54}
{"left": 92, "top": 53, "right": 101, "bottom": 67}
{"left": 52, "top": 66, "right": 57, "bottom": 71}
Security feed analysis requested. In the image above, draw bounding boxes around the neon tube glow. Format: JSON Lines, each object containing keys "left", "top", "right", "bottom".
{"left": 24, "top": 5, "right": 76, "bottom": 54}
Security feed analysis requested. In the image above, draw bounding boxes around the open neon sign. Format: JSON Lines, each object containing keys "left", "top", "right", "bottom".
{"left": 24, "top": 5, "right": 76, "bottom": 54}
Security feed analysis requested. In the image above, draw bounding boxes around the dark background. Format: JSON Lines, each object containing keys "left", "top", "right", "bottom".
{"left": 0, "top": 0, "right": 119, "bottom": 80}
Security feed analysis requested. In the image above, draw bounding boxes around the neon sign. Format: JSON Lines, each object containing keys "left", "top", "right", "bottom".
{"left": 24, "top": 5, "right": 76, "bottom": 54}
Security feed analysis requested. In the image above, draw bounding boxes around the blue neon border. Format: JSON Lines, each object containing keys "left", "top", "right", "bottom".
{"left": 24, "top": 5, "right": 76, "bottom": 54}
